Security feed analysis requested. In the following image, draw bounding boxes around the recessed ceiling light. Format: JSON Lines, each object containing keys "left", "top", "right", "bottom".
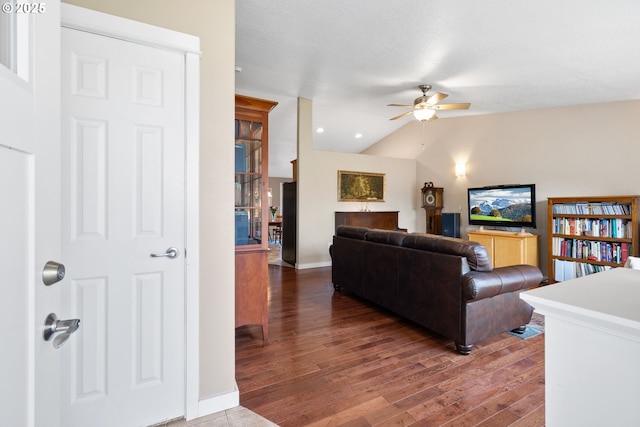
{"left": 234, "top": 65, "right": 242, "bottom": 72}
{"left": 355, "top": 133, "right": 363, "bottom": 139}
{"left": 316, "top": 127, "right": 324, "bottom": 133}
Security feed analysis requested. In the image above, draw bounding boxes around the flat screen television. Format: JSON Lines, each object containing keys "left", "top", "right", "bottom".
{"left": 467, "top": 184, "right": 536, "bottom": 228}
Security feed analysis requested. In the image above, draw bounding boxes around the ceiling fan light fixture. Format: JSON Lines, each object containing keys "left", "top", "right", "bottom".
{"left": 388, "top": 84, "right": 469, "bottom": 121}
{"left": 413, "top": 108, "right": 435, "bottom": 121}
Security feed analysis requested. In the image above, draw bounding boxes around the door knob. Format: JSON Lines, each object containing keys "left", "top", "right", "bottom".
{"left": 43, "top": 313, "right": 80, "bottom": 349}
{"left": 42, "top": 261, "right": 65, "bottom": 286}
{"left": 150, "top": 247, "right": 179, "bottom": 259}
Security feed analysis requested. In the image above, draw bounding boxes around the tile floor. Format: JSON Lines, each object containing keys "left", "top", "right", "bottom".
{"left": 163, "top": 406, "right": 278, "bottom": 427}
{"left": 267, "top": 244, "right": 294, "bottom": 267}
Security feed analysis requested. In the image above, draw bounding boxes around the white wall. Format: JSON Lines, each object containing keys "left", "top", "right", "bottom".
{"left": 63, "top": 0, "right": 237, "bottom": 403}
{"left": 297, "top": 99, "right": 418, "bottom": 268}
{"left": 364, "top": 99, "right": 640, "bottom": 278}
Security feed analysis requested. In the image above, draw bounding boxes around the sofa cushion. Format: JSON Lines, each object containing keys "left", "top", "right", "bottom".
{"left": 402, "top": 233, "right": 492, "bottom": 272}
{"left": 336, "top": 225, "right": 369, "bottom": 240}
{"left": 365, "top": 229, "right": 407, "bottom": 246}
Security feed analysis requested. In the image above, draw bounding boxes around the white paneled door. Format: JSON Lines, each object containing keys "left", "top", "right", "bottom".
{"left": 61, "top": 24, "right": 186, "bottom": 427}
{"left": 0, "top": 147, "right": 36, "bottom": 426}
{"left": 1, "top": 3, "right": 61, "bottom": 427}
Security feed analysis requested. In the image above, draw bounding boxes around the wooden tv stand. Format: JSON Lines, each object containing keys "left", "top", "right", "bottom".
{"left": 468, "top": 229, "right": 539, "bottom": 268}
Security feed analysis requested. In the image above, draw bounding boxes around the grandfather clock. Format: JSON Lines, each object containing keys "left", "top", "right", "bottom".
{"left": 421, "top": 182, "right": 444, "bottom": 234}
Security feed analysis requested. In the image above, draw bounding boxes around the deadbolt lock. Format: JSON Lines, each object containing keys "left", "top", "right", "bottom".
{"left": 43, "top": 261, "right": 65, "bottom": 286}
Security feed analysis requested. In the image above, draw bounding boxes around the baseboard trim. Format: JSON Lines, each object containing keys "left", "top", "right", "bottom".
{"left": 194, "top": 383, "right": 240, "bottom": 420}
{"left": 296, "top": 261, "right": 331, "bottom": 270}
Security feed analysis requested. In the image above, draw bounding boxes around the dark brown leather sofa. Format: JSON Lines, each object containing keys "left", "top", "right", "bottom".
{"left": 330, "top": 225, "right": 543, "bottom": 354}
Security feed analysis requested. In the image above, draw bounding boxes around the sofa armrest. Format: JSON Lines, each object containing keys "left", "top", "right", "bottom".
{"left": 462, "top": 265, "right": 543, "bottom": 302}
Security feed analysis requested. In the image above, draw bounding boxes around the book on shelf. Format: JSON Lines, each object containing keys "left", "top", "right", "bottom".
{"left": 553, "top": 259, "right": 613, "bottom": 282}
{"left": 551, "top": 217, "right": 632, "bottom": 238}
{"left": 552, "top": 202, "right": 631, "bottom": 215}
{"left": 551, "top": 237, "right": 630, "bottom": 265}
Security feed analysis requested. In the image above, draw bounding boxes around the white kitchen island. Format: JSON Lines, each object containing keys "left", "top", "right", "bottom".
{"left": 521, "top": 267, "right": 640, "bottom": 427}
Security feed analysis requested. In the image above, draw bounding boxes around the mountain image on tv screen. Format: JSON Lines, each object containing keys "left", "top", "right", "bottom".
{"left": 468, "top": 186, "right": 534, "bottom": 224}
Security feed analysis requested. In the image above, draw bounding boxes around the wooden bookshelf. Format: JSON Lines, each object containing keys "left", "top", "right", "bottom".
{"left": 547, "top": 196, "right": 640, "bottom": 283}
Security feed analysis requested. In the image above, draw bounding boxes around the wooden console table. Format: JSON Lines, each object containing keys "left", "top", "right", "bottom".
{"left": 335, "top": 211, "right": 406, "bottom": 232}
{"left": 521, "top": 268, "right": 640, "bottom": 426}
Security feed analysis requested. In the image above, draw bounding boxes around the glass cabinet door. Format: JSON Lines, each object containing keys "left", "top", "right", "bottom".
{"left": 235, "top": 118, "right": 264, "bottom": 246}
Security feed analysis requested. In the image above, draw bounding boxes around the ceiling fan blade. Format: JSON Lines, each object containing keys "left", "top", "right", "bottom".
{"left": 433, "top": 103, "right": 471, "bottom": 110}
{"left": 426, "top": 92, "right": 448, "bottom": 105}
{"left": 387, "top": 103, "right": 414, "bottom": 108}
{"left": 389, "top": 110, "right": 414, "bottom": 121}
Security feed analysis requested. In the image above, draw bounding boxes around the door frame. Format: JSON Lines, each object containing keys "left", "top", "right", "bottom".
{"left": 61, "top": 3, "right": 201, "bottom": 420}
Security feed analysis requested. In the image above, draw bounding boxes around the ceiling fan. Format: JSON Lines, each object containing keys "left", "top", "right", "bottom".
{"left": 388, "top": 84, "right": 470, "bottom": 121}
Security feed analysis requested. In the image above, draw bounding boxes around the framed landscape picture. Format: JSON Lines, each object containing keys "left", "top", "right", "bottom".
{"left": 337, "top": 170, "right": 385, "bottom": 202}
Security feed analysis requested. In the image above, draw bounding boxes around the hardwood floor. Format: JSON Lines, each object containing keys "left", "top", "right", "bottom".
{"left": 235, "top": 265, "right": 545, "bottom": 426}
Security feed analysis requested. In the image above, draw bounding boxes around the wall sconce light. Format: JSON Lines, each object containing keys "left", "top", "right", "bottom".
{"left": 455, "top": 163, "right": 466, "bottom": 178}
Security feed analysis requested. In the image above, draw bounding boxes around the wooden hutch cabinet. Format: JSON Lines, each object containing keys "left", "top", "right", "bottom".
{"left": 234, "top": 94, "right": 277, "bottom": 340}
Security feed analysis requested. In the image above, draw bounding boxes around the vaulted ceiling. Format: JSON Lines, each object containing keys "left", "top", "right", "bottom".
{"left": 235, "top": 1, "right": 640, "bottom": 177}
